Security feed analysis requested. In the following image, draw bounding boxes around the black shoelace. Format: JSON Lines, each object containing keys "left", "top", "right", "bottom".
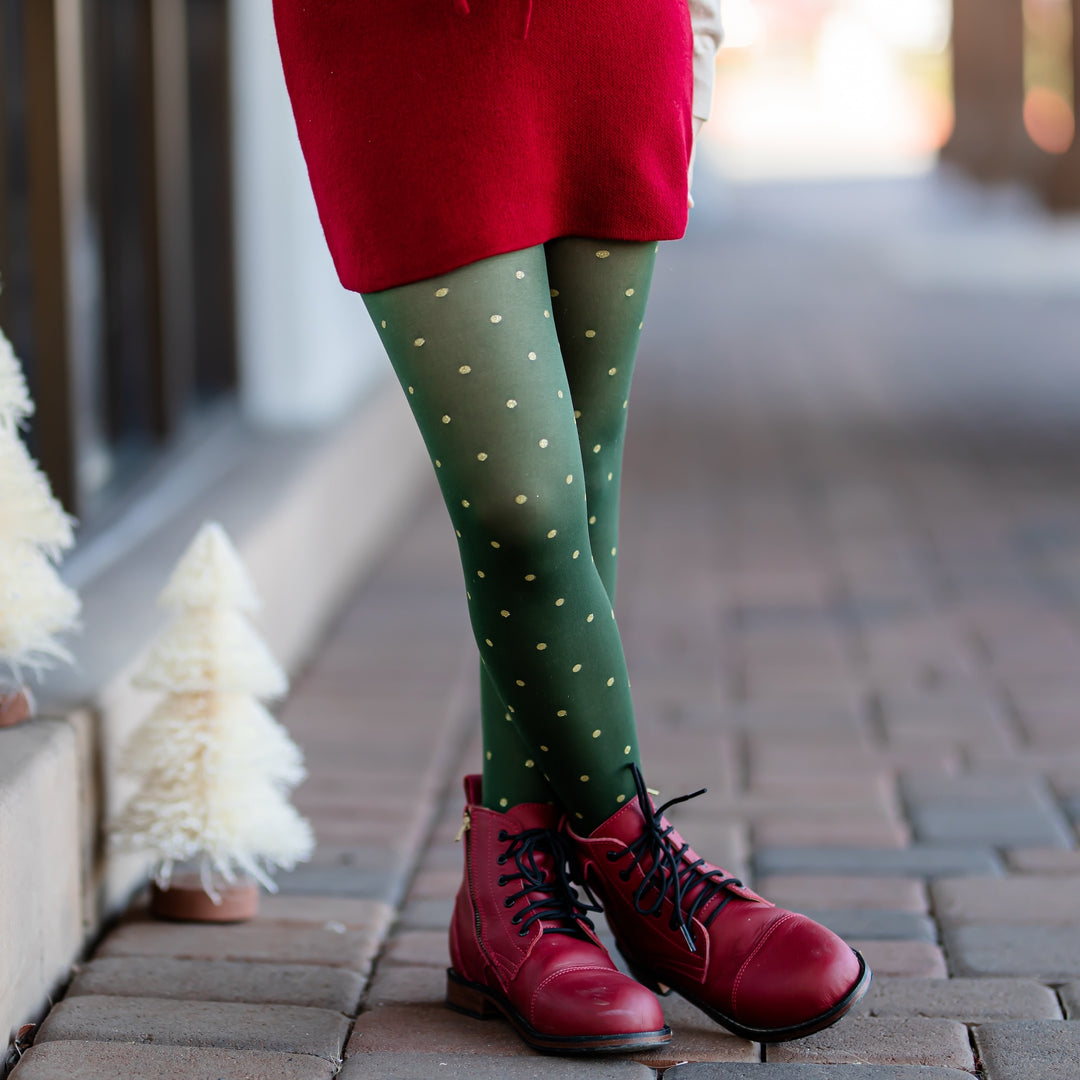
{"left": 605, "top": 763, "right": 744, "bottom": 953}
{"left": 497, "top": 826, "right": 600, "bottom": 937}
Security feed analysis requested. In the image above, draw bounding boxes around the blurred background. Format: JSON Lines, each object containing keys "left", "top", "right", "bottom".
{"left": 0, "top": 0, "right": 1077, "bottom": 555}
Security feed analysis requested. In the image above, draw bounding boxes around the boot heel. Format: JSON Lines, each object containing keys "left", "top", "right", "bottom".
{"left": 446, "top": 969, "right": 500, "bottom": 1019}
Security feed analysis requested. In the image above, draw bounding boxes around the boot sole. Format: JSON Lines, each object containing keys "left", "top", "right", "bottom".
{"left": 619, "top": 947, "right": 873, "bottom": 1044}
{"left": 445, "top": 968, "right": 672, "bottom": 1054}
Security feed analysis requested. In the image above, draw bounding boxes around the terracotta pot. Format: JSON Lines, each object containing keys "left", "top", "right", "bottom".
{"left": 0, "top": 689, "right": 33, "bottom": 728}
{"left": 150, "top": 873, "right": 259, "bottom": 922}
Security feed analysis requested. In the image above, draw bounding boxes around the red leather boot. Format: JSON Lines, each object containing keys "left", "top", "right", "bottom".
{"left": 566, "top": 764, "right": 871, "bottom": 1043}
{"left": 447, "top": 775, "right": 671, "bottom": 1054}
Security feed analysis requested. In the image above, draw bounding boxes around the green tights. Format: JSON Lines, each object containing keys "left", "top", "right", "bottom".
{"left": 363, "top": 238, "right": 656, "bottom": 831}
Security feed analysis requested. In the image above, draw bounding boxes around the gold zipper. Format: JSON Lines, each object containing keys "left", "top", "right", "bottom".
{"left": 454, "top": 807, "right": 471, "bottom": 842}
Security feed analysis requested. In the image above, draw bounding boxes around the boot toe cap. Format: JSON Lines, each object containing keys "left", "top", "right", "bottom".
{"left": 531, "top": 967, "right": 667, "bottom": 1038}
{"left": 733, "top": 912, "right": 865, "bottom": 1032}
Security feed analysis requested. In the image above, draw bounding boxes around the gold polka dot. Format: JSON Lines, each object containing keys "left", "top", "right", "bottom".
{"left": 608, "top": 367, "right": 617, "bottom": 375}
{"left": 501, "top": 610, "right": 511, "bottom": 618}
{"left": 574, "top": 409, "right": 582, "bottom": 419}
{"left": 623, "top": 400, "right": 629, "bottom": 408}
{"left": 588, "top": 515, "right": 597, "bottom": 525}
{"left": 458, "top": 532, "right": 464, "bottom": 540}
{"left": 477, "top": 452, "right": 488, "bottom": 461}
{"left": 490, "top": 314, "right": 503, "bottom": 323}
{"left": 508, "top": 705, "right": 515, "bottom": 713}
{"left": 624, "top": 745, "right": 632, "bottom": 754}
{"left": 607, "top": 472, "right": 613, "bottom": 481}
{"left": 555, "top": 598, "right": 565, "bottom": 607}
{"left": 572, "top": 550, "right": 580, "bottom": 559}
{"left": 575, "top": 811, "right": 583, "bottom": 819}
{"left": 527, "top": 351, "right": 537, "bottom": 360}
{"left": 557, "top": 389, "right": 564, "bottom": 398}
{"left": 477, "top": 570, "right": 485, "bottom": 578}
{"left": 586, "top": 614, "right": 595, "bottom": 622}
{"left": 506, "top": 399, "right": 517, "bottom": 409}
{"left": 543, "top": 310, "right": 551, "bottom": 318}
{"left": 461, "top": 499, "right": 470, "bottom": 508}
{"left": 525, "top": 573, "right": 536, "bottom": 581}
{"left": 606, "top": 678, "right": 615, "bottom": 687}
{"left": 525, "top": 758, "right": 534, "bottom": 767}
{"left": 550, "top": 288, "right": 560, "bottom": 297}
{"left": 616, "top": 793, "right": 626, "bottom": 803}
{"left": 515, "top": 270, "right": 525, "bottom": 279}
{"left": 499, "top": 797, "right": 508, "bottom": 807}
{"left": 546, "top": 529, "right": 557, "bottom": 538}
{"left": 556, "top": 710, "right": 567, "bottom": 718}
{"left": 592, "top": 444, "right": 601, "bottom": 453}
{"left": 580, "top": 774, "right": 590, "bottom": 782}
{"left": 572, "top": 663, "right": 582, "bottom": 673}
{"left": 459, "top": 364, "right": 472, "bottom": 374}
{"left": 414, "top": 337, "right": 425, "bottom": 347}
{"left": 585, "top": 330, "right": 596, "bottom": 339}
{"left": 491, "top": 540, "right": 500, "bottom": 549}
{"left": 565, "top": 474, "right": 573, "bottom": 484}
{"left": 380, "top": 320, "right": 387, "bottom": 328}
{"left": 538, "top": 438, "right": 549, "bottom": 448}
{"left": 625, "top": 288, "right": 635, "bottom": 296}
{"left": 486, "top": 750, "right": 492, "bottom": 759}
{"left": 592, "top": 729, "right": 601, "bottom": 738}
{"left": 540, "top": 744, "right": 549, "bottom": 751}
{"left": 595, "top": 249, "right": 610, "bottom": 259}
{"left": 611, "top": 547, "right": 617, "bottom": 556}
{"left": 435, "top": 287, "right": 449, "bottom": 297}
{"left": 639, "top": 321, "right": 644, "bottom": 330}
{"left": 407, "top": 386, "right": 415, "bottom": 394}
{"left": 435, "top": 459, "right": 442, "bottom": 468}
{"left": 515, "top": 678, "right": 525, "bottom": 686}
{"left": 442, "top": 415, "right": 452, "bottom": 424}
{"left": 536, "top": 642, "right": 547, "bottom": 651}
{"left": 505, "top": 712, "right": 512, "bottom": 721}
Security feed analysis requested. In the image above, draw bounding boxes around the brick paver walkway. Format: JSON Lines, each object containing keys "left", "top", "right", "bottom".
{"left": 11, "top": 172, "right": 1080, "bottom": 1079}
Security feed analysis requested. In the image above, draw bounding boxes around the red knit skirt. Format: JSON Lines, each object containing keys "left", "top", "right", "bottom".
{"left": 272, "top": 1, "right": 694, "bottom": 293}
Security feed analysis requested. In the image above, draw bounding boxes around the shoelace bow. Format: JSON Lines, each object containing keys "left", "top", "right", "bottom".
{"left": 605, "top": 763, "right": 744, "bottom": 953}
{"left": 497, "top": 826, "right": 599, "bottom": 937}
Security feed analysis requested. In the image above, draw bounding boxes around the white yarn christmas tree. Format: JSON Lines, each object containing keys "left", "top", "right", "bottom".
{"left": 112, "top": 522, "right": 313, "bottom": 898}
{"left": 0, "top": 322, "right": 80, "bottom": 700}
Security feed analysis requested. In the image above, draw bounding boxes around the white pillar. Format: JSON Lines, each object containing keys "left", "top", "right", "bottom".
{"left": 228, "top": 0, "right": 385, "bottom": 428}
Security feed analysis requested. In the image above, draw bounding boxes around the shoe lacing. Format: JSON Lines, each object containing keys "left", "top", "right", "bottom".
{"left": 605, "top": 763, "right": 744, "bottom": 953}
{"left": 497, "top": 826, "right": 601, "bottom": 938}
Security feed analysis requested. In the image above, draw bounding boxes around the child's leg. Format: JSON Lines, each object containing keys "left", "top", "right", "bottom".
{"left": 363, "top": 247, "right": 639, "bottom": 828}
{"left": 545, "top": 238, "right": 657, "bottom": 601}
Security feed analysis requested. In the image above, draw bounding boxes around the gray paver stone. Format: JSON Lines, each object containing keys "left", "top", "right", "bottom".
{"left": 399, "top": 897, "right": 455, "bottom": 930}
{"left": 930, "top": 875, "right": 1080, "bottom": 925}
{"left": 909, "top": 806, "right": 1073, "bottom": 847}
{"left": 765, "top": 1017, "right": 973, "bottom": 1069}
{"left": 754, "top": 846, "right": 1002, "bottom": 878}
{"left": 974, "top": 1020, "right": 1080, "bottom": 1080}
{"left": 34, "top": 996, "right": 350, "bottom": 1062}
{"left": 1063, "top": 795, "right": 1080, "bottom": 824}
{"left": 68, "top": 957, "right": 363, "bottom": 1012}
{"left": 97, "top": 915, "right": 385, "bottom": 972}
{"left": 340, "top": 1054, "right": 655, "bottom": 1078}
{"left": 798, "top": 910, "right": 937, "bottom": 942}
{"left": 8, "top": 1041, "right": 336, "bottom": 1080}
{"left": 274, "top": 852, "right": 411, "bottom": 903}
{"left": 1055, "top": 982, "right": 1080, "bottom": 1019}
{"left": 944, "top": 925, "right": 1080, "bottom": 978}
{"left": 858, "top": 976, "right": 1062, "bottom": 1022}
{"left": 665, "top": 1067, "right": 979, "bottom": 1080}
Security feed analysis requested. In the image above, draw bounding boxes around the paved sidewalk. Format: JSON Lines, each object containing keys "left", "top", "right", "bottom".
{"left": 11, "top": 172, "right": 1080, "bottom": 1079}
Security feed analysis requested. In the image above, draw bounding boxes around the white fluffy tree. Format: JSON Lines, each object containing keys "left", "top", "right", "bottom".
{"left": 112, "top": 522, "right": 313, "bottom": 900}
{"left": 0, "top": 323, "right": 80, "bottom": 722}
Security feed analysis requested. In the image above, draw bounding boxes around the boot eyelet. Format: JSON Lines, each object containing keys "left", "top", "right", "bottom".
{"left": 618, "top": 870, "right": 630, "bottom": 881}
{"left": 511, "top": 913, "right": 521, "bottom": 924}
{"left": 496, "top": 855, "right": 508, "bottom": 865}
{"left": 497, "top": 875, "right": 508, "bottom": 886}
{"left": 518, "top": 929, "right": 528, "bottom": 937}
{"left": 504, "top": 898, "right": 515, "bottom": 908}
{"left": 605, "top": 851, "right": 619, "bottom": 861}
{"left": 497, "top": 830, "right": 509, "bottom": 841}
